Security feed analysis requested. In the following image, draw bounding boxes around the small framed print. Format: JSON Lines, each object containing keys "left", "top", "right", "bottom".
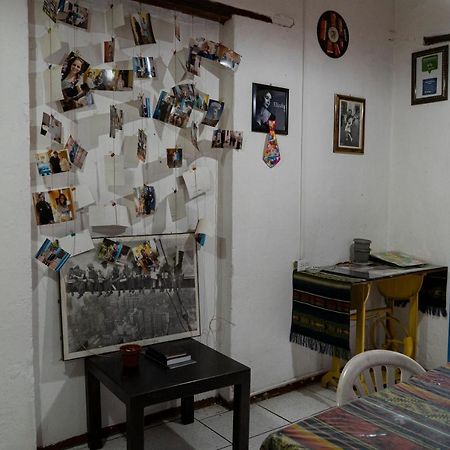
{"left": 333, "top": 94, "right": 365, "bottom": 154}
{"left": 411, "top": 45, "right": 448, "bottom": 105}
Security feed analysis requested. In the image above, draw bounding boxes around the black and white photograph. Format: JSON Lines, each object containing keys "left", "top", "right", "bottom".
{"left": 201, "top": 99, "right": 224, "bottom": 127}
{"left": 59, "top": 233, "right": 199, "bottom": 360}
{"left": 333, "top": 94, "right": 365, "bottom": 154}
{"left": 130, "top": 11, "right": 156, "bottom": 46}
{"left": 212, "top": 129, "right": 243, "bottom": 149}
{"left": 57, "top": 1, "right": 89, "bottom": 29}
{"left": 40, "top": 112, "right": 62, "bottom": 143}
{"left": 133, "top": 56, "right": 156, "bottom": 78}
{"left": 252, "top": 83, "right": 289, "bottom": 135}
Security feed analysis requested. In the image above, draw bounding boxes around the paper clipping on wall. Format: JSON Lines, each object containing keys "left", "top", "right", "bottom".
{"left": 38, "top": 28, "right": 62, "bottom": 59}
{"left": 74, "top": 185, "right": 95, "bottom": 210}
{"left": 59, "top": 229, "right": 94, "bottom": 256}
{"left": 36, "top": 238, "right": 71, "bottom": 272}
{"left": 182, "top": 167, "right": 211, "bottom": 199}
{"left": 104, "top": 154, "right": 125, "bottom": 186}
{"left": 88, "top": 203, "right": 131, "bottom": 232}
{"left": 168, "top": 190, "right": 187, "bottom": 221}
{"left": 212, "top": 129, "right": 243, "bottom": 149}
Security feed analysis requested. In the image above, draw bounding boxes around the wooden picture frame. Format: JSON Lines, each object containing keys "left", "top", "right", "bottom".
{"left": 411, "top": 45, "right": 448, "bottom": 105}
{"left": 251, "top": 83, "right": 289, "bottom": 135}
{"left": 59, "top": 233, "right": 199, "bottom": 360}
{"left": 333, "top": 94, "right": 365, "bottom": 154}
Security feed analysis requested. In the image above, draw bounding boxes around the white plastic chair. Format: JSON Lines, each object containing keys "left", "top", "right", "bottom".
{"left": 336, "top": 349, "right": 425, "bottom": 406}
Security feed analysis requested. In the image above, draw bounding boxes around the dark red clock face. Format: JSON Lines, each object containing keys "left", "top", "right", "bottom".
{"left": 317, "top": 10, "right": 349, "bottom": 59}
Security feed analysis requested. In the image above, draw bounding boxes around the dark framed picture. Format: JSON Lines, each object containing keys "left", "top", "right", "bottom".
{"left": 333, "top": 94, "right": 365, "bottom": 154}
{"left": 252, "top": 83, "right": 289, "bottom": 135}
{"left": 59, "top": 233, "right": 199, "bottom": 360}
{"left": 411, "top": 45, "right": 448, "bottom": 105}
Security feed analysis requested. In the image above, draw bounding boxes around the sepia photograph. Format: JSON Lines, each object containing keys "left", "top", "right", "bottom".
{"left": 59, "top": 234, "right": 199, "bottom": 360}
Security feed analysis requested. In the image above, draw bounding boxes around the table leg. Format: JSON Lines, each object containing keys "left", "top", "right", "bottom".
{"left": 408, "top": 294, "right": 419, "bottom": 360}
{"left": 233, "top": 373, "right": 250, "bottom": 450}
{"left": 181, "top": 396, "right": 194, "bottom": 424}
{"left": 126, "top": 400, "right": 144, "bottom": 450}
{"left": 353, "top": 283, "right": 371, "bottom": 354}
{"left": 85, "top": 363, "right": 103, "bottom": 449}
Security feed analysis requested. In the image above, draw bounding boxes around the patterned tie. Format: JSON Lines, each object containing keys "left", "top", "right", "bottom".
{"left": 263, "top": 120, "right": 280, "bottom": 168}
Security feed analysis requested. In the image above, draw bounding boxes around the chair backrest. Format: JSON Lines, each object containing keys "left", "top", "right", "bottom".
{"left": 336, "top": 349, "right": 425, "bottom": 406}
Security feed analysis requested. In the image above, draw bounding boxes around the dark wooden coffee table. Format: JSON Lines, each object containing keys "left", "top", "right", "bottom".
{"left": 85, "top": 338, "right": 251, "bottom": 450}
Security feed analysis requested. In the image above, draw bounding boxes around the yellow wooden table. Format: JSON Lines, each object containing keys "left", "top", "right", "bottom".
{"left": 319, "top": 263, "right": 446, "bottom": 387}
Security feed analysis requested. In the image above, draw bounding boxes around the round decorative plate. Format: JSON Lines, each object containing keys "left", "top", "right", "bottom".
{"left": 317, "top": 10, "right": 349, "bottom": 58}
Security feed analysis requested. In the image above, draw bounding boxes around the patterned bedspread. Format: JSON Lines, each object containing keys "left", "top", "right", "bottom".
{"left": 261, "top": 364, "right": 450, "bottom": 450}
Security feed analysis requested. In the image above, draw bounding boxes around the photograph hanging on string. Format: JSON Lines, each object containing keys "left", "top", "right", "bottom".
{"left": 201, "top": 99, "right": 224, "bottom": 127}
{"left": 138, "top": 93, "right": 151, "bottom": 117}
{"left": 60, "top": 52, "right": 93, "bottom": 112}
{"left": 35, "top": 148, "right": 71, "bottom": 176}
{"left": 130, "top": 11, "right": 156, "bottom": 46}
{"left": 43, "top": 0, "right": 58, "bottom": 22}
{"left": 133, "top": 184, "right": 156, "bottom": 216}
{"left": 64, "top": 135, "right": 87, "bottom": 170}
{"left": 40, "top": 112, "right": 62, "bottom": 143}
{"left": 109, "top": 105, "right": 123, "bottom": 138}
{"left": 56, "top": 1, "right": 89, "bottom": 29}
{"left": 137, "top": 129, "right": 147, "bottom": 162}
{"left": 133, "top": 56, "right": 156, "bottom": 78}
{"left": 103, "top": 38, "right": 115, "bottom": 63}
{"left": 211, "top": 129, "right": 243, "bottom": 149}
{"left": 32, "top": 187, "right": 75, "bottom": 226}
{"left": 59, "top": 233, "right": 199, "bottom": 360}
{"left": 84, "top": 69, "right": 133, "bottom": 91}
{"left": 193, "top": 89, "right": 209, "bottom": 111}
{"left": 36, "top": 238, "right": 70, "bottom": 272}
{"left": 166, "top": 147, "right": 183, "bottom": 168}
{"left": 172, "top": 82, "right": 196, "bottom": 102}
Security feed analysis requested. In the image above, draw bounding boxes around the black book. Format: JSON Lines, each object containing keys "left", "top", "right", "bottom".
{"left": 145, "top": 342, "right": 191, "bottom": 365}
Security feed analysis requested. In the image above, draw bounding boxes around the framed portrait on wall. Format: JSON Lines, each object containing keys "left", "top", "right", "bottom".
{"left": 333, "top": 94, "right": 365, "bottom": 154}
{"left": 252, "top": 83, "right": 289, "bottom": 135}
{"left": 411, "top": 45, "right": 448, "bottom": 105}
{"left": 59, "top": 233, "right": 199, "bottom": 360}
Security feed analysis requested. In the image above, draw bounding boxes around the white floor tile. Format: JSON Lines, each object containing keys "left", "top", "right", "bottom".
{"left": 143, "top": 418, "right": 230, "bottom": 449}
{"left": 257, "top": 389, "right": 334, "bottom": 423}
{"left": 194, "top": 403, "right": 230, "bottom": 420}
{"left": 200, "top": 404, "right": 289, "bottom": 441}
{"left": 303, "top": 382, "right": 337, "bottom": 403}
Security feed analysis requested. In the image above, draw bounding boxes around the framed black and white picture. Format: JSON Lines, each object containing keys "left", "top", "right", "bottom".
{"left": 59, "top": 233, "right": 199, "bottom": 360}
{"left": 333, "top": 94, "right": 365, "bottom": 154}
{"left": 252, "top": 83, "right": 289, "bottom": 135}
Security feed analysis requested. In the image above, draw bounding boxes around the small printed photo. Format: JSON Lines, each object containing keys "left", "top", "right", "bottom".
{"left": 191, "top": 122, "right": 199, "bottom": 151}
{"left": 196, "top": 38, "right": 219, "bottom": 61}
{"left": 133, "top": 56, "right": 156, "bottom": 78}
{"left": 57, "top": 1, "right": 89, "bottom": 30}
{"left": 43, "top": 0, "right": 58, "bottom": 22}
{"left": 40, "top": 112, "right": 62, "bottom": 143}
{"left": 97, "top": 238, "right": 123, "bottom": 263}
{"left": 167, "top": 99, "right": 193, "bottom": 128}
{"left": 212, "top": 129, "right": 243, "bottom": 150}
{"left": 64, "top": 135, "right": 88, "bottom": 170}
{"left": 36, "top": 238, "right": 71, "bottom": 272}
{"left": 36, "top": 148, "right": 71, "bottom": 176}
{"left": 132, "top": 240, "right": 159, "bottom": 272}
{"left": 201, "top": 99, "right": 224, "bottom": 127}
{"left": 110, "top": 105, "right": 123, "bottom": 138}
{"left": 138, "top": 93, "right": 151, "bottom": 118}
{"left": 172, "top": 83, "right": 196, "bottom": 102}
{"left": 103, "top": 38, "right": 115, "bottom": 63}
{"left": 137, "top": 129, "right": 147, "bottom": 163}
{"left": 130, "top": 12, "right": 156, "bottom": 46}
{"left": 84, "top": 69, "right": 133, "bottom": 91}
{"left": 60, "top": 52, "right": 93, "bottom": 112}
{"left": 217, "top": 44, "right": 241, "bottom": 72}
{"left": 33, "top": 187, "right": 75, "bottom": 225}
{"left": 193, "top": 89, "right": 209, "bottom": 111}
{"left": 133, "top": 184, "right": 156, "bottom": 216}
{"left": 116, "top": 244, "right": 131, "bottom": 265}
{"left": 152, "top": 91, "right": 176, "bottom": 123}
{"left": 186, "top": 43, "right": 201, "bottom": 76}
{"left": 166, "top": 147, "right": 182, "bottom": 168}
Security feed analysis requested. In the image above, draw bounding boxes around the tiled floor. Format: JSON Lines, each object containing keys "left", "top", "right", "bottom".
{"left": 75, "top": 383, "right": 336, "bottom": 449}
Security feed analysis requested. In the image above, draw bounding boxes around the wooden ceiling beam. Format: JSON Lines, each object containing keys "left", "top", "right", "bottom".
{"left": 136, "top": 0, "right": 272, "bottom": 25}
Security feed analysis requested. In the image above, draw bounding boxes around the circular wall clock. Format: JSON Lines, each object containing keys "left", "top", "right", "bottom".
{"left": 317, "top": 10, "right": 349, "bottom": 59}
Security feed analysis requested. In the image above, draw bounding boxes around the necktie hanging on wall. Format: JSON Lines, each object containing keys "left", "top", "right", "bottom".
{"left": 263, "top": 119, "right": 280, "bottom": 168}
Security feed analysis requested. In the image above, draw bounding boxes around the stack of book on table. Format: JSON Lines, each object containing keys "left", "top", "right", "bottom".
{"left": 145, "top": 341, "right": 195, "bottom": 369}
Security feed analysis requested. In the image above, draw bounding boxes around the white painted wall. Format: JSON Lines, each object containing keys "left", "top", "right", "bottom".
{"left": 390, "top": 0, "right": 450, "bottom": 368}
{"left": 0, "top": 1, "right": 36, "bottom": 449}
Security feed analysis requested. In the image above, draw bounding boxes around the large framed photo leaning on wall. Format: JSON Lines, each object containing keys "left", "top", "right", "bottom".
{"left": 411, "top": 45, "right": 448, "bottom": 105}
{"left": 59, "top": 233, "right": 199, "bottom": 360}
{"left": 251, "top": 83, "right": 289, "bottom": 135}
{"left": 333, "top": 94, "right": 365, "bottom": 154}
